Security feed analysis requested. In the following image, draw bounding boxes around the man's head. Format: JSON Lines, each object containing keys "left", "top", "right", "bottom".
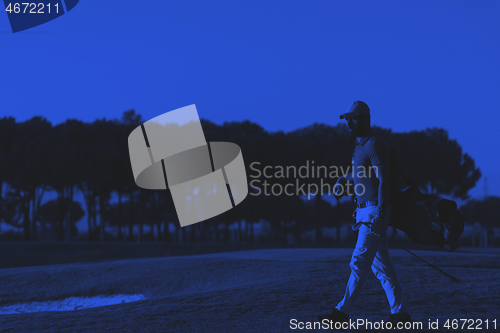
{"left": 340, "top": 101, "right": 371, "bottom": 136}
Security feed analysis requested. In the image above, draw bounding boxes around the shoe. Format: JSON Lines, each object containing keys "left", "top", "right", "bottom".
{"left": 386, "top": 312, "right": 412, "bottom": 325}
{"left": 317, "top": 308, "right": 349, "bottom": 327}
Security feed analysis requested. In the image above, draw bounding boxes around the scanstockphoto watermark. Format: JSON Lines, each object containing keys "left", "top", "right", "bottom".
{"left": 290, "top": 318, "right": 424, "bottom": 330}
{"left": 248, "top": 161, "right": 380, "bottom": 199}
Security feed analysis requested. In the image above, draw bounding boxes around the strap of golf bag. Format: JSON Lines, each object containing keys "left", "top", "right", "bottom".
{"left": 398, "top": 169, "right": 422, "bottom": 195}
{"left": 389, "top": 148, "right": 422, "bottom": 196}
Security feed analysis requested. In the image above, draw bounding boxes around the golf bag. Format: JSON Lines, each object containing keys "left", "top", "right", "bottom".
{"left": 388, "top": 149, "right": 465, "bottom": 249}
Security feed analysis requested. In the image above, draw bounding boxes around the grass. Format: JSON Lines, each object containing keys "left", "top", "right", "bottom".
{"left": 0, "top": 241, "right": 354, "bottom": 269}
{"left": 0, "top": 248, "right": 498, "bottom": 332}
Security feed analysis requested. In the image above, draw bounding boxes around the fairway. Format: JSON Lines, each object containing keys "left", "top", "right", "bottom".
{"left": 0, "top": 248, "right": 498, "bottom": 332}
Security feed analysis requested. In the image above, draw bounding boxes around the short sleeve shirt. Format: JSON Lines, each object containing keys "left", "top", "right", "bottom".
{"left": 351, "top": 132, "right": 390, "bottom": 203}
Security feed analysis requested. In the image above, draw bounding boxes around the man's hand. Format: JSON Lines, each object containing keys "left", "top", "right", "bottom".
{"left": 370, "top": 215, "right": 387, "bottom": 236}
{"left": 334, "top": 176, "right": 348, "bottom": 197}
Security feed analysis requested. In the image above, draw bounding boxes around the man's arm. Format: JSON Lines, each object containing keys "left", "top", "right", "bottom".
{"left": 370, "top": 164, "right": 390, "bottom": 236}
{"left": 334, "top": 167, "right": 354, "bottom": 196}
{"left": 344, "top": 172, "right": 354, "bottom": 182}
{"left": 368, "top": 139, "right": 391, "bottom": 215}
{"left": 375, "top": 164, "right": 390, "bottom": 216}
{"left": 368, "top": 139, "right": 391, "bottom": 236}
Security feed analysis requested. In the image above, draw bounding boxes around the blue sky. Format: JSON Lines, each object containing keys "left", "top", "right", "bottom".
{"left": 1, "top": 0, "right": 499, "bottom": 198}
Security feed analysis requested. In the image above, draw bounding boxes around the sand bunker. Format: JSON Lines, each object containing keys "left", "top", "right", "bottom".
{"left": 0, "top": 295, "right": 146, "bottom": 314}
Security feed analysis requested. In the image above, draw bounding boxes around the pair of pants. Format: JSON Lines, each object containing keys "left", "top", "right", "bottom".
{"left": 336, "top": 205, "right": 409, "bottom": 315}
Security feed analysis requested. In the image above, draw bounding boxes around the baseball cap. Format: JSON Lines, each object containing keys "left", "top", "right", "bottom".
{"left": 339, "top": 101, "right": 370, "bottom": 119}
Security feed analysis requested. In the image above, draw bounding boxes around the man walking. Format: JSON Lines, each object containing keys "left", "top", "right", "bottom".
{"left": 318, "top": 101, "right": 412, "bottom": 326}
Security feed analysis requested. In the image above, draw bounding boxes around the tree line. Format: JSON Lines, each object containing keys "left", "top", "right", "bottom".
{"left": 0, "top": 111, "right": 482, "bottom": 243}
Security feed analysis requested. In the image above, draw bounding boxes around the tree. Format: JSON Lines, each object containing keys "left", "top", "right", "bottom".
{"left": 121, "top": 110, "right": 144, "bottom": 242}
{"left": 379, "top": 127, "right": 481, "bottom": 200}
{"left": 38, "top": 199, "right": 85, "bottom": 240}
{"left": 43, "top": 119, "right": 89, "bottom": 241}
{"left": 460, "top": 196, "right": 500, "bottom": 247}
{"left": 0, "top": 116, "right": 17, "bottom": 236}
{"left": 0, "top": 110, "right": 483, "bottom": 245}
{"left": 287, "top": 123, "right": 351, "bottom": 242}
{"left": 8, "top": 116, "right": 52, "bottom": 240}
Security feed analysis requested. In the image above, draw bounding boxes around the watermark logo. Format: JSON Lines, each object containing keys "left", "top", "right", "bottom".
{"left": 127, "top": 105, "right": 248, "bottom": 227}
{"left": 248, "top": 161, "right": 374, "bottom": 199}
{"left": 3, "top": 0, "right": 79, "bottom": 33}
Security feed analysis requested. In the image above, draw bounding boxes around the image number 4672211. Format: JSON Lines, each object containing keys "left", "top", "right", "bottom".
{"left": 3, "top": 0, "right": 79, "bottom": 33}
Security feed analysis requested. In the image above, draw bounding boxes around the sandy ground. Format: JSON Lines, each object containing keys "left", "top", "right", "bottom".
{"left": 0, "top": 248, "right": 498, "bottom": 332}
